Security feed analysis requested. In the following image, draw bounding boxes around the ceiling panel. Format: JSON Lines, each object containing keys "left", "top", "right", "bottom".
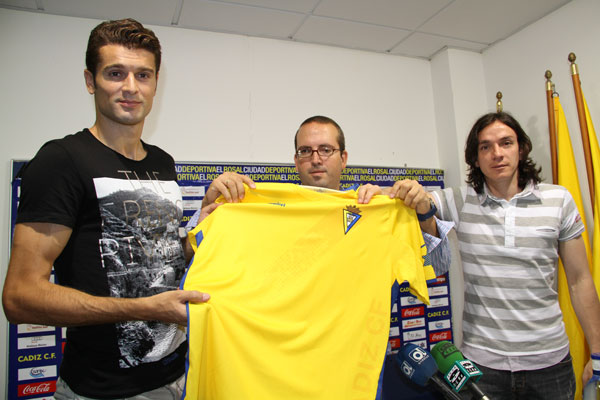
{"left": 295, "top": 16, "right": 411, "bottom": 53}
{"left": 314, "top": 0, "right": 452, "bottom": 30}
{"left": 0, "top": 0, "right": 38, "bottom": 9}
{"left": 217, "top": 0, "right": 320, "bottom": 14}
{"left": 419, "top": 0, "right": 572, "bottom": 44}
{"left": 42, "top": 0, "right": 179, "bottom": 26}
{"left": 390, "top": 32, "right": 486, "bottom": 58}
{"left": 180, "top": 0, "right": 305, "bottom": 39}
{"left": 0, "top": 0, "right": 574, "bottom": 60}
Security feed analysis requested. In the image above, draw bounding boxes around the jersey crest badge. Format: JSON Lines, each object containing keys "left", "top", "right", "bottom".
{"left": 343, "top": 205, "right": 362, "bottom": 234}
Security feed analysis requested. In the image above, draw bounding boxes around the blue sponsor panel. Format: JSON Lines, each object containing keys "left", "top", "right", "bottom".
{"left": 393, "top": 275, "right": 453, "bottom": 351}
{"left": 8, "top": 161, "right": 64, "bottom": 398}
{"left": 388, "top": 275, "right": 452, "bottom": 353}
{"left": 9, "top": 325, "right": 63, "bottom": 397}
{"left": 176, "top": 162, "right": 444, "bottom": 223}
{"left": 384, "top": 274, "right": 453, "bottom": 399}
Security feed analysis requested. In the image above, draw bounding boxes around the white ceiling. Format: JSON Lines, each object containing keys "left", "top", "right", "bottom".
{"left": 1, "top": 0, "right": 571, "bottom": 59}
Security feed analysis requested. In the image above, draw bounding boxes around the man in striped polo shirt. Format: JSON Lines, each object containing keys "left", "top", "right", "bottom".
{"left": 388, "top": 111, "right": 600, "bottom": 399}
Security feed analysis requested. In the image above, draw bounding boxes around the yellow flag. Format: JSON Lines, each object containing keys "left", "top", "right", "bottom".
{"left": 555, "top": 96, "right": 591, "bottom": 400}
{"left": 583, "top": 94, "right": 600, "bottom": 293}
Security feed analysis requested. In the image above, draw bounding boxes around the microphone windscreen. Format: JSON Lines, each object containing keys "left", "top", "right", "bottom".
{"left": 395, "top": 343, "right": 438, "bottom": 386}
{"left": 430, "top": 341, "right": 465, "bottom": 374}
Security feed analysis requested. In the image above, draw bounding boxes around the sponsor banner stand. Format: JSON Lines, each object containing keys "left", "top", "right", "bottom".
{"left": 8, "top": 160, "right": 61, "bottom": 398}
{"left": 7, "top": 160, "right": 451, "bottom": 399}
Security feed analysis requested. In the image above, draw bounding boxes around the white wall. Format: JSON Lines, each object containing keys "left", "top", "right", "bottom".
{"left": 431, "top": 48, "right": 489, "bottom": 189}
{"left": 0, "top": 8, "right": 441, "bottom": 393}
{"left": 482, "top": 0, "right": 600, "bottom": 220}
{"left": 153, "top": 28, "right": 440, "bottom": 166}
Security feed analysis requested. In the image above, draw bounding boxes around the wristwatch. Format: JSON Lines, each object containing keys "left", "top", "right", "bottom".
{"left": 417, "top": 198, "right": 437, "bottom": 221}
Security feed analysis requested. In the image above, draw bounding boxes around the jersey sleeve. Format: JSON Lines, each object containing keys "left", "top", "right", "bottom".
{"left": 17, "top": 140, "right": 85, "bottom": 228}
{"left": 188, "top": 222, "right": 206, "bottom": 253}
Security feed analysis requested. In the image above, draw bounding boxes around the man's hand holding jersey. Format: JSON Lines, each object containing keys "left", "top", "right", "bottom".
{"left": 201, "top": 172, "right": 256, "bottom": 208}
{"left": 385, "top": 180, "right": 437, "bottom": 236}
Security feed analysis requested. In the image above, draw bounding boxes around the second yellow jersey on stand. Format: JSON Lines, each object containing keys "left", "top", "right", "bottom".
{"left": 182, "top": 182, "right": 429, "bottom": 399}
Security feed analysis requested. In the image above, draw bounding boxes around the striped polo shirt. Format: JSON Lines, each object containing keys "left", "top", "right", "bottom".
{"left": 432, "top": 182, "right": 584, "bottom": 366}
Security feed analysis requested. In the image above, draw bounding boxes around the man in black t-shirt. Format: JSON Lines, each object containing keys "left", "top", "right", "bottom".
{"left": 2, "top": 18, "right": 213, "bottom": 399}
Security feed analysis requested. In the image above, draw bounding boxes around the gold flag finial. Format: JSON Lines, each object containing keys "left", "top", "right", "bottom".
{"left": 496, "top": 91, "right": 503, "bottom": 112}
{"left": 569, "top": 52, "right": 579, "bottom": 75}
{"left": 545, "top": 70, "right": 554, "bottom": 92}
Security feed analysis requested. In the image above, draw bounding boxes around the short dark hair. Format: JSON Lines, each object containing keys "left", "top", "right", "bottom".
{"left": 294, "top": 115, "right": 346, "bottom": 152}
{"left": 465, "top": 111, "right": 542, "bottom": 193}
{"left": 85, "top": 18, "right": 161, "bottom": 78}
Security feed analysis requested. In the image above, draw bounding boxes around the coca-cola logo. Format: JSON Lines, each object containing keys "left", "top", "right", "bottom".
{"left": 401, "top": 306, "right": 424, "bottom": 318}
{"left": 429, "top": 330, "right": 452, "bottom": 342}
{"left": 18, "top": 380, "right": 56, "bottom": 396}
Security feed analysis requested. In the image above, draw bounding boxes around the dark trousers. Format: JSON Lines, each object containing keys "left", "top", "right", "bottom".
{"left": 464, "top": 353, "right": 575, "bottom": 400}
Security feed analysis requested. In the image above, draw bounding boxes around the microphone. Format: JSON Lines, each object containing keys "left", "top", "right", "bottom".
{"left": 395, "top": 343, "right": 462, "bottom": 400}
{"left": 430, "top": 341, "right": 491, "bottom": 400}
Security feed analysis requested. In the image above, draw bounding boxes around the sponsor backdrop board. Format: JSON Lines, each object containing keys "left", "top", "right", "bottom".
{"left": 8, "top": 160, "right": 62, "bottom": 399}
{"left": 7, "top": 160, "right": 451, "bottom": 399}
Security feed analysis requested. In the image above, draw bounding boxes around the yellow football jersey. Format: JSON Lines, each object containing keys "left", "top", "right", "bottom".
{"left": 183, "top": 182, "right": 429, "bottom": 399}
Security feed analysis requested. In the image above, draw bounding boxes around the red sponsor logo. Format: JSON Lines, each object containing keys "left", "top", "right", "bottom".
{"left": 429, "top": 330, "right": 452, "bottom": 343}
{"left": 18, "top": 380, "right": 56, "bottom": 396}
{"left": 402, "top": 306, "right": 424, "bottom": 318}
{"left": 389, "top": 338, "right": 401, "bottom": 349}
{"left": 403, "top": 318, "right": 425, "bottom": 329}
{"left": 431, "top": 275, "right": 447, "bottom": 285}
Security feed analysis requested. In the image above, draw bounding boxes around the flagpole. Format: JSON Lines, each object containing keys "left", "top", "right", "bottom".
{"left": 546, "top": 71, "right": 558, "bottom": 184}
{"left": 569, "top": 52, "right": 595, "bottom": 206}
